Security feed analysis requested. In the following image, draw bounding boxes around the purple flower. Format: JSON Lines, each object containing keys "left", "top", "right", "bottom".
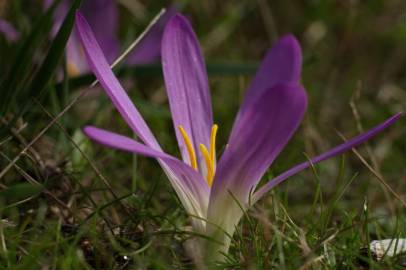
{"left": 0, "top": 19, "right": 19, "bottom": 42}
{"left": 45, "top": 0, "right": 175, "bottom": 76}
{"left": 75, "top": 11, "right": 402, "bottom": 261}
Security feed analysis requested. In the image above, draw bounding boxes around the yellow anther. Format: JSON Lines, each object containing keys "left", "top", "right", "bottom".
{"left": 210, "top": 124, "right": 218, "bottom": 164}
{"left": 199, "top": 144, "right": 214, "bottom": 187}
{"left": 178, "top": 124, "right": 218, "bottom": 187}
{"left": 67, "top": 62, "right": 80, "bottom": 77}
{"left": 178, "top": 125, "right": 198, "bottom": 170}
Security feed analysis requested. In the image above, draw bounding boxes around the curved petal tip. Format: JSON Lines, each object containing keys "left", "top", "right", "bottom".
{"left": 278, "top": 34, "right": 300, "bottom": 48}
{"left": 271, "top": 33, "right": 302, "bottom": 82}
{"left": 165, "top": 13, "right": 193, "bottom": 35}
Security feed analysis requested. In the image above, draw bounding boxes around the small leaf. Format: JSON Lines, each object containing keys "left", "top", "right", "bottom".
{"left": 0, "top": 0, "right": 61, "bottom": 114}
{"left": 0, "top": 183, "right": 44, "bottom": 201}
{"left": 27, "top": 0, "right": 82, "bottom": 103}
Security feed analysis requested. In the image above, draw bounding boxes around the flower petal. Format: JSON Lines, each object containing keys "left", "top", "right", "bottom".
{"left": 252, "top": 112, "right": 403, "bottom": 203}
{"left": 44, "top": 0, "right": 89, "bottom": 76}
{"left": 84, "top": 126, "right": 168, "bottom": 159}
{"left": 75, "top": 12, "right": 160, "bottom": 149}
{"left": 126, "top": 6, "right": 176, "bottom": 65}
{"left": 238, "top": 34, "right": 301, "bottom": 116}
{"left": 210, "top": 83, "right": 307, "bottom": 203}
{"left": 84, "top": 126, "right": 210, "bottom": 228}
{"left": 0, "top": 20, "right": 19, "bottom": 42}
{"left": 162, "top": 14, "right": 213, "bottom": 167}
{"left": 48, "top": 0, "right": 119, "bottom": 66}
{"left": 66, "top": 31, "right": 89, "bottom": 75}
{"left": 80, "top": 0, "right": 119, "bottom": 63}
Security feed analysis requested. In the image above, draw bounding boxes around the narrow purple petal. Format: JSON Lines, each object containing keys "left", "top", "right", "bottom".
{"left": 126, "top": 6, "right": 177, "bottom": 65}
{"left": 48, "top": 0, "right": 118, "bottom": 75}
{"left": 84, "top": 126, "right": 210, "bottom": 217}
{"left": 210, "top": 83, "right": 307, "bottom": 205}
{"left": 80, "top": 0, "right": 119, "bottom": 63}
{"left": 0, "top": 20, "right": 20, "bottom": 42}
{"left": 237, "top": 35, "right": 301, "bottom": 117}
{"left": 65, "top": 31, "right": 89, "bottom": 75}
{"left": 75, "top": 11, "right": 160, "bottom": 149}
{"left": 162, "top": 14, "right": 213, "bottom": 167}
{"left": 252, "top": 112, "right": 403, "bottom": 203}
{"left": 84, "top": 126, "right": 168, "bottom": 160}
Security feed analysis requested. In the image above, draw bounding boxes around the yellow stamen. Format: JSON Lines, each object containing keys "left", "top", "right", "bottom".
{"left": 210, "top": 124, "right": 218, "bottom": 164}
{"left": 67, "top": 62, "right": 80, "bottom": 77}
{"left": 178, "top": 125, "right": 198, "bottom": 170}
{"left": 178, "top": 124, "right": 219, "bottom": 187}
{"left": 199, "top": 144, "right": 214, "bottom": 187}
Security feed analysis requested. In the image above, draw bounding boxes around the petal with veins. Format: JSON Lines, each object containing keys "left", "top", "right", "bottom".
{"left": 162, "top": 14, "right": 213, "bottom": 168}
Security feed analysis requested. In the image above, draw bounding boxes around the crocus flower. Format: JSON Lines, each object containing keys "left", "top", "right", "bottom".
{"left": 75, "top": 11, "right": 402, "bottom": 262}
{"left": 0, "top": 19, "right": 19, "bottom": 42}
{"left": 45, "top": 0, "right": 175, "bottom": 76}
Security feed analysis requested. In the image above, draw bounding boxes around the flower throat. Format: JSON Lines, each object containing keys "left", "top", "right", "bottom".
{"left": 178, "top": 125, "right": 218, "bottom": 187}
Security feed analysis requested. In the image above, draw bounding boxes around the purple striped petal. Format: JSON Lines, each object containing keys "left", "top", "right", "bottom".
{"left": 84, "top": 126, "right": 167, "bottom": 159}
{"left": 0, "top": 20, "right": 19, "bottom": 42}
{"left": 210, "top": 83, "right": 307, "bottom": 205}
{"left": 80, "top": 0, "right": 119, "bottom": 63}
{"left": 84, "top": 126, "right": 210, "bottom": 222}
{"left": 126, "top": 6, "right": 176, "bottom": 65}
{"left": 75, "top": 11, "right": 160, "bottom": 149}
{"left": 237, "top": 35, "right": 301, "bottom": 117}
{"left": 162, "top": 14, "right": 213, "bottom": 167}
{"left": 252, "top": 112, "right": 403, "bottom": 203}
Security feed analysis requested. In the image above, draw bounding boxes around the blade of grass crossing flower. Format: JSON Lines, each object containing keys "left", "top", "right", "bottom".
{"left": 87, "top": 8, "right": 167, "bottom": 88}
{"left": 57, "top": 62, "right": 259, "bottom": 92}
{"left": 252, "top": 113, "right": 403, "bottom": 203}
{"left": 75, "top": 11, "right": 161, "bottom": 149}
{"left": 0, "top": 8, "right": 169, "bottom": 180}
{"left": 109, "top": 8, "right": 167, "bottom": 70}
{"left": 126, "top": 6, "right": 176, "bottom": 65}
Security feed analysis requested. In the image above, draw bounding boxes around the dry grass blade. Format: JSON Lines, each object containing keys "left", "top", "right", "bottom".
{"left": 0, "top": 151, "right": 73, "bottom": 214}
{"left": 349, "top": 87, "right": 396, "bottom": 213}
{"left": 336, "top": 131, "right": 406, "bottom": 208}
{"left": 34, "top": 100, "right": 135, "bottom": 221}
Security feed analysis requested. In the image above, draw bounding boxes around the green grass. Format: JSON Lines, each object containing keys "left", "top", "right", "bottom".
{"left": 1, "top": 0, "right": 406, "bottom": 269}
